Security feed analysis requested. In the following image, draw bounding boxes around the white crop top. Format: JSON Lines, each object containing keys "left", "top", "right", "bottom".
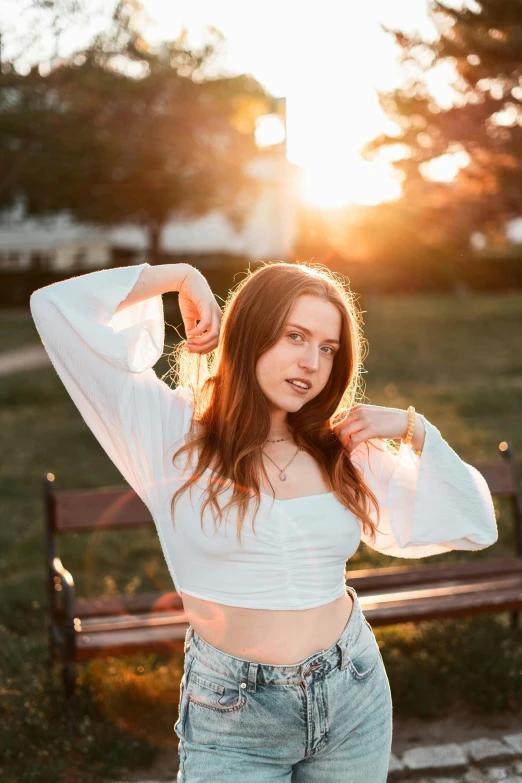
{"left": 30, "top": 263, "right": 499, "bottom": 610}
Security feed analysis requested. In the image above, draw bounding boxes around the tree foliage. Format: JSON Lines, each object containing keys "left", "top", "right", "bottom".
{"left": 365, "top": 0, "right": 522, "bottom": 248}
{"left": 0, "top": 1, "right": 275, "bottom": 261}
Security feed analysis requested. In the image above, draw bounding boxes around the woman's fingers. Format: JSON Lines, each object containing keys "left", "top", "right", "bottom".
{"left": 188, "top": 302, "right": 222, "bottom": 335}
{"left": 344, "top": 430, "right": 371, "bottom": 454}
{"left": 334, "top": 414, "right": 354, "bottom": 439}
{"left": 192, "top": 308, "right": 220, "bottom": 340}
{"left": 185, "top": 307, "right": 221, "bottom": 353}
{"left": 179, "top": 268, "right": 222, "bottom": 342}
{"left": 334, "top": 404, "right": 364, "bottom": 437}
{"left": 334, "top": 411, "right": 362, "bottom": 449}
{"left": 188, "top": 314, "right": 212, "bottom": 337}
{"left": 341, "top": 429, "right": 355, "bottom": 448}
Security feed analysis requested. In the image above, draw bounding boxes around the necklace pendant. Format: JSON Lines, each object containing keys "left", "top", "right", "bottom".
{"left": 279, "top": 472, "right": 287, "bottom": 481}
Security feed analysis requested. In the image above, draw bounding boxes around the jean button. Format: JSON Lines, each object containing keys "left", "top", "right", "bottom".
{"left": 240, "top": 682, "right": 247, "bottom": 689}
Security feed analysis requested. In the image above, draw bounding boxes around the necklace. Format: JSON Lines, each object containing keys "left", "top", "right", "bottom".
{"left": 266, "top": 435, "right": 291, "bottom": 443}
{"left": 262, "top": 445, "right": 301, "bottom": 481}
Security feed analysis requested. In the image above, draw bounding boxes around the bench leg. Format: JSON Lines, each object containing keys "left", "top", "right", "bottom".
{"left": 62, "top": 660, "right": 77, "bottom": 699}
{"left": 48, "top": 627, "right": 56, "bottom": 670}
{"left": 62, "top": 661, "right": 78, "bottom": 738}
{"left": 64, "top": 696, "right": 77, "bottom": 739}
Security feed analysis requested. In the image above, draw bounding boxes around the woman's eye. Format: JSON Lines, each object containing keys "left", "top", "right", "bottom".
{"left": 288, "top": 333, "right": 334, "bottom": 355}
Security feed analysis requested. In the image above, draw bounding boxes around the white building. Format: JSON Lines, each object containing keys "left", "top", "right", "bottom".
{"left": 110, "top": 150, "right": 300, "bottom": 264}
{"left": 0, "top": 211, "right": 112, "bottom": 272}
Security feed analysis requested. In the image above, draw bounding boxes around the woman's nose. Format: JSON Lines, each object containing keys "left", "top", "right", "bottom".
{"left": 299, "top": 346, "right": 320, "bottom": 371}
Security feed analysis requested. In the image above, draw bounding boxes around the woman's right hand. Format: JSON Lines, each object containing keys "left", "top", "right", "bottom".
{"left": 178, "top": 267, "right": 222, "bottom": 354}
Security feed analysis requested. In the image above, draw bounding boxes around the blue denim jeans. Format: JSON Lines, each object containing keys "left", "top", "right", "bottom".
{"left": 174, "top": 586, "right": 393, "bottom": 782}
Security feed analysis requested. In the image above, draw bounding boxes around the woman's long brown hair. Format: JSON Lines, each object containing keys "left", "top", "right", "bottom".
{"left": 168, "top": 261, "right": 381, "bottom": 547}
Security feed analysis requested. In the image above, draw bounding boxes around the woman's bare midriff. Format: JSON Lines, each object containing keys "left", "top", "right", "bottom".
{"left": 180, "top": 589, "right": 354, "bottom": 665}
{"left": 184, "top": 449, "right": 354, "bottom": 664}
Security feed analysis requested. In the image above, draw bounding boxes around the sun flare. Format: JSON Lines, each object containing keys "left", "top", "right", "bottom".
{"left": 300, "top": 158, "right": 402, "bottom": 209}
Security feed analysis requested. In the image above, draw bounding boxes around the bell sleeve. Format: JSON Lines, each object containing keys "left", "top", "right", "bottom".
{"left": 29, "top": 262, "right": 194, "bottom": 515}
{"left": 350, "top": 414, "right": 498, "bottom": 558}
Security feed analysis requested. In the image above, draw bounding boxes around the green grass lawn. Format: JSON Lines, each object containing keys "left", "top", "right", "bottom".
{"left": 1, "top": 291, "right": 522, "bottom": 782}
{"left": 0, "top": 310, "right": 44, "bottom": 353}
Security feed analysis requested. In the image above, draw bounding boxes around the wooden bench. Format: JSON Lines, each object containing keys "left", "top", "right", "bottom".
{"left": 43, "top": 441, "right": 522, "bottom": 702}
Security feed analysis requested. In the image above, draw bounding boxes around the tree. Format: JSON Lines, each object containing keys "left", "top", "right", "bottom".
{"left": 0, "top": 0, "right": 97, "bottom": 206}
{"left": 0, "top": 1, "right": 276, "bottom": 263}
{"left": 0, "top": 0, "right": 96, "bottom": 68}
{"left": 365, "top": 0, "right": 522, "bottom": 250}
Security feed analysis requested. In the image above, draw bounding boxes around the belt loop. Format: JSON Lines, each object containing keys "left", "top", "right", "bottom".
{"left": 339, "top": 641, "right": 348, "bottom": 670}
{"left": 184, "top": 626, "right": 194, "bottom": 653}
{"left": 246, "top": 661, "right": 258, "bottom": 693}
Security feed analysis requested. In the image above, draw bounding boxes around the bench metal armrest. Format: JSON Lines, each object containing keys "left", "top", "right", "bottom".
{"left": 49, "top": 556, "right": 77, "bottom": 628}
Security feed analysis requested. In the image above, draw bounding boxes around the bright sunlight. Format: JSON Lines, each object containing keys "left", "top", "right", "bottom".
{"left": 140, "top": 0, "right": 469, "bottom": 210}
{"left": 300, "top": 158, "right": 402, "bottom": 208}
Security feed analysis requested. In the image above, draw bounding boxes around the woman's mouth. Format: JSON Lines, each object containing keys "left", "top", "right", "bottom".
{"left": 286, "top": 379, "right": 309, "bottom": 395}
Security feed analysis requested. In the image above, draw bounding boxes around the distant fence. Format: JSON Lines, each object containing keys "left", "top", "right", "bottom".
{"left": 1, "top": 251, "right": 522, "bottom": 310}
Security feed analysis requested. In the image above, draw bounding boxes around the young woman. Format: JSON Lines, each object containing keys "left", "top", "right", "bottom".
{"left": 30, "top": 260, "right": 498, "bottom": 782}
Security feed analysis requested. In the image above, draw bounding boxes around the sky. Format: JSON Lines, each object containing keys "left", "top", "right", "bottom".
{"left": 1, "top": 0, "right": 458, "bottom": 207}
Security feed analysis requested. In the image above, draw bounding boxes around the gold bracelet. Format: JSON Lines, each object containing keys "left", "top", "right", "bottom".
{"left": 402, "top": 405, "right": 416, "bottom": 445}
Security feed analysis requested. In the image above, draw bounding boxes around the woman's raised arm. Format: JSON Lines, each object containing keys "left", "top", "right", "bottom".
{"left": 29, "top": 262, "right": 219, "bottom": 515}
{"left": 114, "top": 262, "right": 191, "bottom": 312}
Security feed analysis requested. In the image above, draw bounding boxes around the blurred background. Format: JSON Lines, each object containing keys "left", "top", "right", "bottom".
{"left": 1, "top": 1, "right": 522, "bottom": 782}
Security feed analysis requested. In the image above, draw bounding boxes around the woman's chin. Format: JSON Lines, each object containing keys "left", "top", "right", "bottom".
{"left": 273, "top": 397, "right": 306, "bottom": 413}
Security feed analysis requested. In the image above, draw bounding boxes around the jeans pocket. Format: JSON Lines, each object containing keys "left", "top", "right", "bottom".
{"left": 347, "top": 620, "right": 382, "bottom": 681}
{"left": 188, "top": 661, "right": 247, "bottom": 713}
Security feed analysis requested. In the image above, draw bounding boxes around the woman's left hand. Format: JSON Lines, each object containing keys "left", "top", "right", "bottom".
{"left": 333, "top": 404, "right": 409, "bottom": 455}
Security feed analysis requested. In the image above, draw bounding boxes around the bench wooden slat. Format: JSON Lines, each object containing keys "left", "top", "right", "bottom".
{"left": 75, "top": 622, "right": 188, "bottom": 660}
{"left": 79, "top": 610, "right": 187, "bottom": 634}
{"left": 470, "top": 461, "right": 516, "bottom": 496}
{"left": 363, "top": 585, "right": 522, "bottom": 626}
{"left": 351, "top": 572, "right": 520, "bottom": 596}
{"left": 357, "top": 575, "right": 522, "bottom": 604}
{"left": 76, "top": 591, "right": 182, "bottom": 618}
{"left": 54, "top": 486, "right": 153, "bottom": 532}
{"left": 346, "top": 557, "right": 522, "bottom": 593}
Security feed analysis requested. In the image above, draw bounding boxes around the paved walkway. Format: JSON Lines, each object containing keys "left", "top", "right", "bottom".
{"left": 388, "top": 732, "right": 522, "bottom": 781}
{"left": 0, "top": 344, "right": 49, "bottom": 377}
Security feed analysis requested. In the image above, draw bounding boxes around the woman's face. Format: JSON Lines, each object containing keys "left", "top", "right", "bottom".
{"left": 256, "top": 294, "right": 342, "bottom": 415}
